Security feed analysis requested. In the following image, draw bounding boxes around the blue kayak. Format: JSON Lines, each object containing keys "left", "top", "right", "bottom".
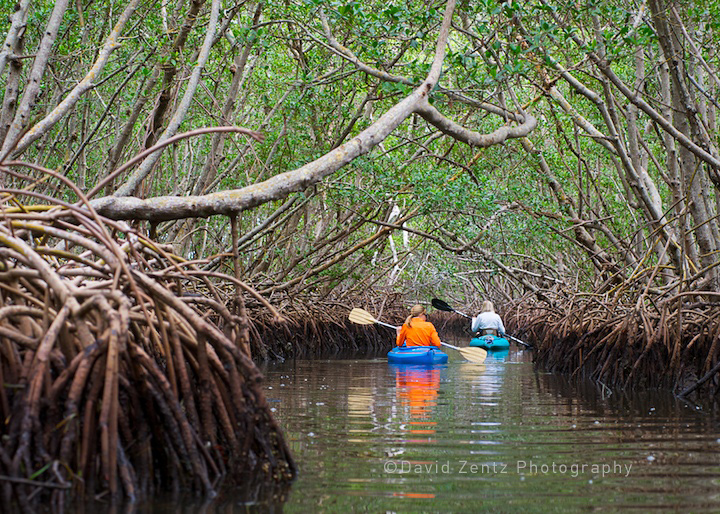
{"left": 387, "top": 346, "right": 449, "bottom": 365}
{"left": 469, "top": 335, "right": 510, "bottom": 351}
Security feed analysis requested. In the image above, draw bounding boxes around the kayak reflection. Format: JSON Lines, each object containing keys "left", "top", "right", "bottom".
{"left": 485, "top": 348, "right": 509, "bottom": 361}
{"left": 391, "top": 364, "right": 444, "bottom": 436}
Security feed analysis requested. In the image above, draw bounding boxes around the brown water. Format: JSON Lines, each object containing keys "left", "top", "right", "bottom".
{"left": 254, "top": 349, "right": 720, "bottom": 512}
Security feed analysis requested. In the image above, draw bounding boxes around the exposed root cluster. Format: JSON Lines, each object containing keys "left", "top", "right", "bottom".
{"left": 0, "top": 200, "right": 295, "bottom": 508}
{"left": 248, "top": 302, "right": 407, "bottom": 361}
{"left": 506, "top": 292, "right": 720, "bottom": 396}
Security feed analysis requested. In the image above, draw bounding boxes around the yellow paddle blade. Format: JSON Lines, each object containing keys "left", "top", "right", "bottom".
{"left": 348, "top": 307, "right": 378, "bottom": 325}
{"left": 455, "top": 346, "right": 487, "bottom": 364}
{"left": 439, "top": 342, "right": 487, "bottom": 363}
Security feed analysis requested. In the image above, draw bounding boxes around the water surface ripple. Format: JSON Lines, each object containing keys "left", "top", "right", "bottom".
{"left": 261, "top": 350, "right": 720, "bottom": 512}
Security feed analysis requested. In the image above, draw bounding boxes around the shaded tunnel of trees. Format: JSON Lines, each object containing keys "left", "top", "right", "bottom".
{"left": 2, "top": 0, "right": 720, "bottom": 507}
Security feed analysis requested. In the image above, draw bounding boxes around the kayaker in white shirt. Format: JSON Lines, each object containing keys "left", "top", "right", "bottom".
{"left": 471, "top": 300, "right": 506, "bottom": 336}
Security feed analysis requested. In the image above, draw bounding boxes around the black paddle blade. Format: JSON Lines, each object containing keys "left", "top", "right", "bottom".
{"left": 431, "top": 298, "right": 454, "bottom": 312}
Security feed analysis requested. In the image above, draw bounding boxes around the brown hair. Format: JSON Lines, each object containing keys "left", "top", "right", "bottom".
{"left": 480, "top": 300, "right": 495, "bottom": 313}
{"left": 405, "top": 304, "right": 426, "bottom": 327}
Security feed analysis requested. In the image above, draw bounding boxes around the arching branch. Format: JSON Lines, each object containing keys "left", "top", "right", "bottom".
{"left": 90, "top": 0, "right": 538, "bottom": 222}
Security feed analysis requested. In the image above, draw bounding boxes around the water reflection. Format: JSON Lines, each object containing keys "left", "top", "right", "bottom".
{"left": 457, "top": 357, "right": 504, "bottom": 402}
{"left": 485, "top": 348, "right": 509, "bottom": 361}
{"left": 62, "top": 352, "right": 720, "bottom": 512}
{"left": 233, "top": 355, "right": 720, "bottom": 511}
{"left": 387, "top": 364, "right": 444, "bottom": 500}
{"left": 72, "top": 480, "right": 291, "bottom": 514}
{"left": 392, "top": 364, "right": 442, "bottom": 423}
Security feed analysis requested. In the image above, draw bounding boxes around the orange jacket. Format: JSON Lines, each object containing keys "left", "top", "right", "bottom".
{"left": 396, "top": 317, "right": 442, "bottom": 347}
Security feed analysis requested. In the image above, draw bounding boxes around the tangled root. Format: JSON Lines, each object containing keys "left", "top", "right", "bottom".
{"left": 0, "top": 199, "right": 295, "bottom": 508}
{"left": 506, "top": 291, "right": 720, "bottom": 396}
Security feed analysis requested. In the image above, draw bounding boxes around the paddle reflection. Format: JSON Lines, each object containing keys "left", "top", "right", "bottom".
{"left": 392, "top": 364, "right": 443, "bottom": 437}
{"left": 457, "top": 358, "right": 505, "bottom": 400}
{"left": 456, "top": 362, "right": 487, "bottom": 377}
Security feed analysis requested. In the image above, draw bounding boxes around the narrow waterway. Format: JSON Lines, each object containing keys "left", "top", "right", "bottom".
{"left": 257, "top": 348, "right": 720, "bottom": 512}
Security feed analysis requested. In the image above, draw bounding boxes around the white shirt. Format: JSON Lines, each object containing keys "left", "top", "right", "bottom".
{"left": 471, "top": 312, "right": 505, "bottom": 334}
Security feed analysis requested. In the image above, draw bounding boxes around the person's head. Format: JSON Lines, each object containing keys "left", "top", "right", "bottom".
{"left": 480, "top": 300, "right": 495, "bottom": 313}
{"left": 406, "top": 304, "right": 426, "bottom": 327}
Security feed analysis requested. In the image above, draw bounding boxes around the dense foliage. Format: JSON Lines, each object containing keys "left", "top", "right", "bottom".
{"left": 1, "top": 0, "right": 718, "bottom": 309}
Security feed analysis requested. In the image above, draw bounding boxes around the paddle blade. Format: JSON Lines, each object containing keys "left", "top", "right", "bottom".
{"left": 348, "top": 308, "right": 378, "bottom": 325}
{"left": 431, "top": 298, "right": 454, "bottom": 312}
{"left": 456, "top": 346, "right": 487, "bottom": 364}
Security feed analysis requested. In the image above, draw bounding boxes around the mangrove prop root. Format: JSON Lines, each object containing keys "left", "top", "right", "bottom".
{"left": 0, "top": 205, "right": 295, "bottom": 507}
{"left": 503, "top": 292, "right": 720, "bottom": 397}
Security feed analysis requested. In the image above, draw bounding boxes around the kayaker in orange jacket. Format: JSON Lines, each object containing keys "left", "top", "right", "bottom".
{"left": 396, "top": 304, "right": 442, "bottom": 347}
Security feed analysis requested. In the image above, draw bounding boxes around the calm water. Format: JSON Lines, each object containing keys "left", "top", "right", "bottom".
{"left": 256, "top": 348, "right": 720, "bottom": 512}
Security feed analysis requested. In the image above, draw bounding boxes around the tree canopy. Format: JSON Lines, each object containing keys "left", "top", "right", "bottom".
{"left": 1, "top": 0, "right": 719, "bottom": 305}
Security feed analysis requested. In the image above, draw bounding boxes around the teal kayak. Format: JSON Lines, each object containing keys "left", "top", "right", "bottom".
{"left": 387, "top": 346, "right": 449, "bottom": 365}
{"left": 469, "top": 335, "right": 510, "bottom": 351}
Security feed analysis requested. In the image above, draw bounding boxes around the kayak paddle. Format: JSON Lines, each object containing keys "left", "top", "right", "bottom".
{"left": 349, "top": 307, "right": 398, "bottom": 330}
{"left": 431, "top": 298, "right": 532, "bottom": 348}
{"left": 431, "top": 298, "right": 471, "bottom": 318}
{"left": 348, "top": 307, "right": 487, "bottom": 363}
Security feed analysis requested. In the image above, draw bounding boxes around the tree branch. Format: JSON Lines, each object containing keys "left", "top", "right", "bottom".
{"left": 415, "top": 101, "right": 536, "bottom": 147}
{"left": 89, "top": 0, "right": 537, "bottom": 222}
{"left": 1, "top": 0, "right": 70, "bottom": 157}
{"left": 12, "top": 0, "right": 141, "bottom": 156}
{"left": 114, "top": 0, "right": 221, "bottom": 197}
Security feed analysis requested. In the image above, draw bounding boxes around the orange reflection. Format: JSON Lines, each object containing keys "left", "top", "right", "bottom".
{"left": 390, "top": 366, "right": 443, "bottom": 501}
{"left": 394, "top": 366, "right": 441, "bottom": 433}
{"left": 392, "top": 492, "right": 436, "bottom": 499}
